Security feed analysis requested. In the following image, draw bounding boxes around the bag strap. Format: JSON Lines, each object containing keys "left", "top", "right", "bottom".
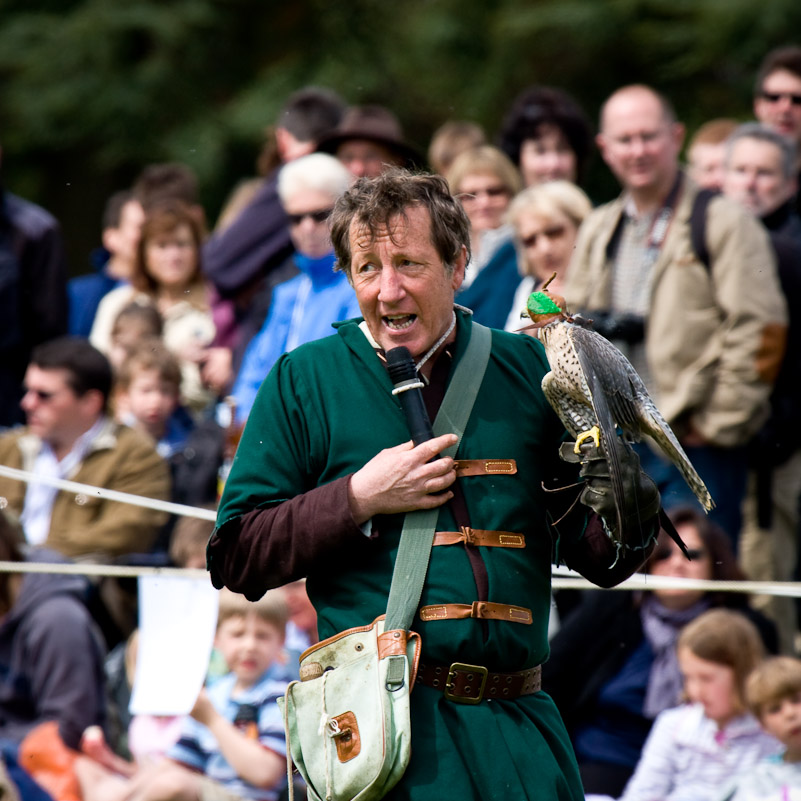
{"left": 384, "top": 322, "right": 492, "bottom": 634}
{"left": 690, "top": 187, "right": 718, "bottom": 271}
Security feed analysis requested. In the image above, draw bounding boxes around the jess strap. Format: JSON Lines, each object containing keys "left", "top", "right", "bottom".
{"left": 419, "top": 601, "right": 532, "bottom": 624}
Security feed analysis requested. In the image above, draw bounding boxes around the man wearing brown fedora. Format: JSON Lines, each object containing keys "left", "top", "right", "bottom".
{"left": 316, "top": 105, "right": 424, "bottom": 178}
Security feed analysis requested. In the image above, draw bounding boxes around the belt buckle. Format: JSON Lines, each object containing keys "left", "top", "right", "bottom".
{"left": 444, "top": 662, "right": 488, "bottom": 705}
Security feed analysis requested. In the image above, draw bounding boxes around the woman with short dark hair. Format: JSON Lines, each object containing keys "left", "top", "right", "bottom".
{"left": 498, "top": 85, "right": 593, "bottom": 187}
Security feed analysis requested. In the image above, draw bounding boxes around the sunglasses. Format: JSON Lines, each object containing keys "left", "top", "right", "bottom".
{"left": 287, "top": 208, "right": 333, "bottom": 226}
{"left": 760, "top": 91, "right": 801, "bottom": 107}
{"left": 652, "top": 547, "right": 706, "bottom": 562}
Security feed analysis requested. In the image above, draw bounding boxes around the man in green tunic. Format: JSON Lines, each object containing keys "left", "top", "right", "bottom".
{"left": 208, "top": 170, "right": 661, "bottom": 800}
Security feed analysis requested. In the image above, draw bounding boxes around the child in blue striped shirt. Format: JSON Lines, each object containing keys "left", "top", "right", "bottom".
{"left": 77, "top": 588, "right": 290, "bottom": 801}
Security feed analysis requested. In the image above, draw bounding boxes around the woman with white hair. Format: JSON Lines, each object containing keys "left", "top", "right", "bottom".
{"left": 230, "top": 153, "right": 359, "bottom": 423}
{"left": 504, "top": 180, "right": 592, "bottom": 331}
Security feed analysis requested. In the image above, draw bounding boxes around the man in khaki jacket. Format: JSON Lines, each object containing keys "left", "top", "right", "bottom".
{"left": 566, "top": 84, "right": 787, "bottom": 544}
{"left": 0, "top": 336, "right": 169, "bottom": 560}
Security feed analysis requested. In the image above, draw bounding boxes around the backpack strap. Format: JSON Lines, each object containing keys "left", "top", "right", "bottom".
{"left": 690, "top": 188, "right": 719, "bottom": 271}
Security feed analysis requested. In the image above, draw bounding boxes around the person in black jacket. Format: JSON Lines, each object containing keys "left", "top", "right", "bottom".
{"left": 722, "top": 123, "right": 801, "bottom": 656}
{"left": 543, "top": 507, "right": 777, "bottom": 798}
{"left": 0, "top": 147, "right": 68, "bottom": 428}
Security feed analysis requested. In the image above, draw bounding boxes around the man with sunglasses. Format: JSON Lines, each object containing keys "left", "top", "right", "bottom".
{"left": 0, "top": 336, "right": 169, "bottom": 560}
{"left": 229, "top": 153, "right": 360, "bottom": 424}
{"left": 754, "top": 46, "right": 801, "bottom": 216}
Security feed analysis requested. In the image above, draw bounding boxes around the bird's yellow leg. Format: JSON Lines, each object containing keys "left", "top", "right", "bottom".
{"left": 574, "top": 425, "right": 601, "bottom": 453}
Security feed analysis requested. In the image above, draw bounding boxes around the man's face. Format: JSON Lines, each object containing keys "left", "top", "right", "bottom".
{"left": 20, "top": 365, "right": 101, "bottom": 450}
{"left": 349, "top": 205, "right": 465, "bottom": 360}
{"left": 284, "top": 188, "right": 336, "bottom": 259}
{"left": 336, "top": 139, "right": 400, "bottom": 178}
{"left": 722, "top": 137, "right": 796, "bottom": 217}
{"left": 597, "top": 89, "right": 684, "bottom": 196}
{"left": 687, "top": 142, "right": 728, "bottom": 191}
{"left": 755, "top": 69, "right": 801, "bottom": 145}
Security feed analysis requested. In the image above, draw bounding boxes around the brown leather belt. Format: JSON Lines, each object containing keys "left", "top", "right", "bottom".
{"left": 419, "top": 601, "right": 533, "bottom": 624}
{"left": 416, "top": 661, "right": 541, "bottom": 704}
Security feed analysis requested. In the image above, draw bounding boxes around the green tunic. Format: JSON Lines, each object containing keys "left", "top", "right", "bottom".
{"left": 216, "top": 310, "right": 587, "bottom": 800}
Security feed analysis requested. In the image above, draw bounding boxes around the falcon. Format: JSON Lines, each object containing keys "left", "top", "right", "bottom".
{"left": 523, "top": 288, "right": 714, "bottom": 542}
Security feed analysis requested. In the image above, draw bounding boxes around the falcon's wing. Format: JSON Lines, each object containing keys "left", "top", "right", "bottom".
{"left": 569, "top": 325, "right": 647, "bottom": 539}
{"left": 570, "top": 325, "right": 714, "bottom": 513}
{"left": 568, "top": 324, "right": 645, "bottom": 434}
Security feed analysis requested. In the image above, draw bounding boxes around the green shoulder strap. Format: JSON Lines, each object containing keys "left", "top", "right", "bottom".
{"left": 384, "top": 322, "right": 492, "bottom": 634}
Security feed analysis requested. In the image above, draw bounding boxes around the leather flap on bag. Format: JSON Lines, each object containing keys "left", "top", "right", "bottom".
{"left": 299, "top": 618, "right": 379, "bottom": 663}
{"left": 331, "top": 711, "right": 361, "bottom": 763}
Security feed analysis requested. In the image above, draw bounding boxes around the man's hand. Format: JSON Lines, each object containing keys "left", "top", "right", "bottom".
{"left": 559, "top": 438, "right": 660, "bottom": 533}
{"left": 348, "top": 433, "right": 458, "bottom": 524}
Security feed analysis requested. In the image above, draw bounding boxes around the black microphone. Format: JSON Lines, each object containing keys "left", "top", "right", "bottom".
{"left": 385, "top": 346, "right": 434, "bottom": 446}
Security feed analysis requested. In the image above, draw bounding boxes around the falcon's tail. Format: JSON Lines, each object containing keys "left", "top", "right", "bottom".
{"left": 640, "top": 406, "right": 715, "bottom": 512}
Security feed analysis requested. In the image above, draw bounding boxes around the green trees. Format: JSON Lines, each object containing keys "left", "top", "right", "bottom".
{"left": 1, "top": 0, "right": 799, "bottom": 271}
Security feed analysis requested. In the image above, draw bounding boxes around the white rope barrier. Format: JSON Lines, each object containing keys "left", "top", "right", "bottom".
{"left": 0, "top": 560, "right": 208, "bottom": 578}
{"left": 1, "top": 463, "right": 800, "bottom": 596}
{"left": 0, "top": 464, "right": 217, "bottom": 521}
{"left": 0, "top": 557, "right": 798, "bottom": 597}
{"left": 551, "top": 565, "right": 801, "bottom": 597}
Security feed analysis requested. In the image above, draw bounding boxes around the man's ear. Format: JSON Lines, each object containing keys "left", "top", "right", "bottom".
{"left": 81, "top": 388, "right": 106, "bottom": 418}
{"left": 788, "top": 176, "right": 799, "bottom": 203}
{"left": 450, "top": 244, "right": 467, "bottom": 292}
{"left": 671, "top": 122, "right": 686, "bottom": 153}
{"left": 595, "top": 133, "right": 608, "bottom": 165}
{"left": 276, "top": 127, "right": 314, "bottom": 163}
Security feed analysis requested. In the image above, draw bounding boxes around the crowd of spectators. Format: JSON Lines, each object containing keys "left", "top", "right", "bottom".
{"left": 1, "top": 44, "right": 801, "bottom": 800}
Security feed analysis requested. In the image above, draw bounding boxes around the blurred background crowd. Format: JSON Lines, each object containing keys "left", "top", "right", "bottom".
{"left": 3, "top": 3, "right": 801, "bottom": 798}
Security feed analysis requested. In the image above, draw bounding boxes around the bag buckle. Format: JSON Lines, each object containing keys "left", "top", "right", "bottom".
{"left": 444, "top": 662, "right": 488, "bottom": 704}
